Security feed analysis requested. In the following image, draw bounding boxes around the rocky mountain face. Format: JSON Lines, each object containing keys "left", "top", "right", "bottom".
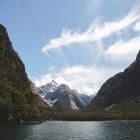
{"left": 38, "top": 80, "right": 92, "bottom": 112}
{"left": 89, "top": 50, "right": 140, "bottom": 113}
{"left": 0, "top": 24, "right": 46, "bottom": 122}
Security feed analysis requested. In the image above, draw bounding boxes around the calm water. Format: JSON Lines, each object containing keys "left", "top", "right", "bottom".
{"left": 0, "top": 121, "right": 140, "bottom": 140}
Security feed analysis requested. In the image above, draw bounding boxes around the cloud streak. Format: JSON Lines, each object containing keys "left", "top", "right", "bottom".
{"left": 42, "top": 8, "right": 140, "bottom": 53}
{"left": 133, "top": 19, "right": 140, "bottom": 32}
{"left": 105, "top": 35, "right": 140, "bottom": 62}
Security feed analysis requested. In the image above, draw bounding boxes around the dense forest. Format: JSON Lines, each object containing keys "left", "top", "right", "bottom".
{"left": 0, "top": 24, "right": 47, "bottom": 123}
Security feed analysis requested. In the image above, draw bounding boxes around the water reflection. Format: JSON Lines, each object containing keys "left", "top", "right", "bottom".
{"left": 0, "top": 121, "right": 140, "bottom": 140}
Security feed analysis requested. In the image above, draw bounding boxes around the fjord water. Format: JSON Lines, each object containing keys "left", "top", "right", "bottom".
{"left": 0, "top": 121, "right": 140, "bottom": 140}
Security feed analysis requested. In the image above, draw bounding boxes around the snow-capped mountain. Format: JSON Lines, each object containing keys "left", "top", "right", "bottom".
{"left": 37, "top": 80, "right": 93, "bottom": 112}
{"left": 38, "top": 80, "right": 59, "bottom": 97}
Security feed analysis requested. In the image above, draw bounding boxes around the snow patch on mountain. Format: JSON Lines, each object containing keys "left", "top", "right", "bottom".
{"left": 37, "top": 80, "right": 93, "bottom": 111}
{"left": 69, "top": 95, "right": 79, "bottom": 110}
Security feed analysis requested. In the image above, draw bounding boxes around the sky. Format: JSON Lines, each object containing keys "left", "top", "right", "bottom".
{"left": 0, "top": 0, "right": 140, "bottom": 95}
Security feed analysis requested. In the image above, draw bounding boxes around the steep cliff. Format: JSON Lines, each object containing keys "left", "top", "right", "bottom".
{"left": 89, "top": 50, "right": 140, "bottom": 114}
{"left": 0, "top": 24, "right": 46, "bottom": 122}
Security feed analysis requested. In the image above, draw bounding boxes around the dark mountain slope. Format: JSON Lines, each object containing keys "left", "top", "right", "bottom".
{"left": 89, "top": 50, "right": 140, "bottom": 113}
{"left": 0, "top": 24, "right": 46, "bottom": 122}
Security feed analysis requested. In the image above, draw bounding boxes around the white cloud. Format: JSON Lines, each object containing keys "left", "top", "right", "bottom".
{"left": 105, "top": 35, "right": 140, "bottom": 61}
{"left": 133, "top": 19, "right": 140, "bottom": 32}
{"left": 33, "top": 66, "right": 121, "bottom": 95}
{"left": 42, "top": 8, "right": 140, "bottom": 53}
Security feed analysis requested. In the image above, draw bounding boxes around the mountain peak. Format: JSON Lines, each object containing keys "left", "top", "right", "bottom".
{"left": 37, "top": 82, "right": 92, "bottom": 112}
{"left": 0, "top": 24, "right": 6, "bottom": 30}
{"left": 0, "top": 24, "right": 10, "bottom": 46}
{"left": 51, "top": 80, "right": 59, "bottom": 86}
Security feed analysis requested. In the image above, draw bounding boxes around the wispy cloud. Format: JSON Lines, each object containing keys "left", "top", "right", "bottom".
{"left": 105, "top": 35, "right": 140, "bottom": 62}
{"left": 133, "top": 19, "right": 140, "bottom": 32}
{"left": 33, "top": 65, "right": 121, "bottom": 95}
{"left": 42, "top": 8, "right": 140, "bottom": 53}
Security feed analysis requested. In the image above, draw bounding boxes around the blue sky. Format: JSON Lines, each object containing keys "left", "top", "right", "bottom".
{"left": 0, "top": 0, "right": 140, "bottom": 95}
